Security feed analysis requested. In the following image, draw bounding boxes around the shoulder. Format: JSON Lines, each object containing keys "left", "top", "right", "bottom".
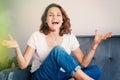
{"left": 27, "top": 31, "right": 45, "bottom": 44}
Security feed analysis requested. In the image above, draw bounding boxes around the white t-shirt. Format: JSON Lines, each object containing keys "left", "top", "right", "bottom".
{"left": 27, "top": 31, "right": 80, "bottom": 73}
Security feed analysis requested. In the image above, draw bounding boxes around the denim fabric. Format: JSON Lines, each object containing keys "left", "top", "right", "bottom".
{"left": 32, "top": 46, "right": 79, "bottom": 80}
{"left": 32, "top": 46, "right": 101, "bottom": 80}
{"left": 57, "top": 71, "right": 72, "bottom": 80}
{"left": 58, "top": 66, "right": 101, "bottom": 80}
{"left": 81, "top": 66, "right": 101, "bottom": 80}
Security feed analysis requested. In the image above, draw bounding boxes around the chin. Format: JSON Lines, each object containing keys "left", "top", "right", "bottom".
{"left": 49, "top": 29, "right": 55, "bottom": 32}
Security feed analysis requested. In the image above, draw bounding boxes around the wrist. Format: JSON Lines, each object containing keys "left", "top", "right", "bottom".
{"left": 91, "top": 47, "right": 96, "bottom": 50}
{"left": 15, "top": 45, "right": 19, "bottom": 49}
{"left": 91, "top": 44, "right": 98, "bottom": 50}
{"left": 15, "top": 41, "right": 19, "bottom": 48}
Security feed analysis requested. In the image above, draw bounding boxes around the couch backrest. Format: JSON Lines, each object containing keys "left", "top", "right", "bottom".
{"left": 76, "top": 36, "right": 120, "bottom": 80}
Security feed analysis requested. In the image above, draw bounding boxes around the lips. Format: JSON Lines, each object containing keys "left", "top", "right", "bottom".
{"left": 52, "top": 22, "right": 59, "bottom": 24}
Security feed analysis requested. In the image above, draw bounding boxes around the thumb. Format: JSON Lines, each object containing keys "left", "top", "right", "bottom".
{"left": 95, "top": 29, "right": 98, "bottom": 36}
{"left": 8, "top": 34, "right": 14, "bottom": 40}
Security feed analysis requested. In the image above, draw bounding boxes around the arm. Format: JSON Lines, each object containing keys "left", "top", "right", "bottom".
{"left": 16, "top": 45, "right": 35, "bottom": 69}
{"left": 1, "top": 34, "right": 35, "bottom": 69}
{"left": 73, "top": 30, "right": 112, "bottom": 67}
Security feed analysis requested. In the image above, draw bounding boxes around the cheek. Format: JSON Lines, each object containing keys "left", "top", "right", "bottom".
{"left": 46, "top": 22, "right": 51, "bottom": 27}
{"left": 61, "top": 18, "right": 63, "bottom": 23}
{"left": 60, "top": 19, "right": 63, "bottom": 25}
{"left": 61, "top": 19, "right": 63, "bottom": 23}
{"left": 46, "top": 19, "right": 51, "bottom": 25}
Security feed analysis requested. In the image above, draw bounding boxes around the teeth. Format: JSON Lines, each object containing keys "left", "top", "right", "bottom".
{"left": 52, "top": 22, "right": 58, "bottom": 24}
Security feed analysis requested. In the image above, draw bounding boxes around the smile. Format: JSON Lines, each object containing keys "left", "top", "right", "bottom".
{"left": 52, "top": 22, "right": 59, "bottom": 24}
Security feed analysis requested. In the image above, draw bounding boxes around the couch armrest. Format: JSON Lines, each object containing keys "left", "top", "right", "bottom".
{"left": 0, "top": 66, "right": 31, "bottom": 80}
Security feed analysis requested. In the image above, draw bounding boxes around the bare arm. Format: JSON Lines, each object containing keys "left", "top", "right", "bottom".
{"left": 1, "top": 34, "right": 35, "bottom": 69}
{"left": 16, "top": 45, "right": 35, "bottom": 69}
{"left": 73, "top": 30, "right": 112, "bottom": 67}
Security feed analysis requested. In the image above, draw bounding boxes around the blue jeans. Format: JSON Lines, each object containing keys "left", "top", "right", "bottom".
{"left": 31, "top": 46, "right": 101, "bottom": 80}
{"left": 57, "top": 66, "right": 101, "bottom": 80}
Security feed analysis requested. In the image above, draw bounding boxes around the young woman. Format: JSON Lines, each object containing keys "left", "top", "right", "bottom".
{"left": 2, "top": 3, "right": 112, "bottom": 80}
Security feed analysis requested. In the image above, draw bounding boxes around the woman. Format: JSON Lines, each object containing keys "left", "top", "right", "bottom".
{"left": 2, "top": 3, "right": 112, "bottom": 80}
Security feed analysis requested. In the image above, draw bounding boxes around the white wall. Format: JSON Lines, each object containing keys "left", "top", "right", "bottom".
{"left": 7, "top": 0, "right": 120, "bottom": 52}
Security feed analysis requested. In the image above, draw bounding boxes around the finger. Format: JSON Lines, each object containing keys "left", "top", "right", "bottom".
{"left": 105, "top": 32, "right": 112, "bottom": 38}
{"left": 8, "top": 34, "right": 14, "bottom": 40}
{"left": 1, "top": 40, "right": 9, "bottom": 45}
{"left": 107, "top": 32, "right": 112, "bottom": 37}
{"left": 1, "top": 42, "right": 8, "bottom": 46}
{"left": 0, "top": 41, "right": 9, "bottom": 47}
{"left": 101, "top": 34, "right": 106, "bottom": 40}
{"left": 95, "top": 29, "right": 98, "bottom": 36}
{"left": 1, "top": 40, "right": 13, "bottom": 48}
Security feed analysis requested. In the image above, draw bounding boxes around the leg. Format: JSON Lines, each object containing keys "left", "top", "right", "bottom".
{"left": 81, "top": 66, "right": 101, "bottom": 80}
{"left": 57, "top": 66, "right": 101, "bottom": 80}
{"left": 57, "top": 70, "right": 72, "bottom": 80}
{"left": 73, "top": 66, "right": 101, "bottom": 80}
{"left": 32, "top": 46, "right": 80, "bottom": 80}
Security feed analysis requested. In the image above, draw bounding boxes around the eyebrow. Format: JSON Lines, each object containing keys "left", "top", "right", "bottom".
{"left": 48, "top": 12, "right": 62, "bottom": 14}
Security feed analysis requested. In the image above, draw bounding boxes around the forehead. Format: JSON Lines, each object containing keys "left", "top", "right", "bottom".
{"left": 48, "top": 7, "right": 62, "bottom": 14}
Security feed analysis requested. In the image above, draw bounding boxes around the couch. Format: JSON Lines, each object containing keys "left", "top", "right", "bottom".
{"left": 0, "top": 36, "right": 120, "bottom": 80}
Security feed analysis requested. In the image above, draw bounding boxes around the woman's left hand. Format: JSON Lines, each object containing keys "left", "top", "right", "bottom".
{"left": 93, "top": 29, "right": 112, "bottom": 48}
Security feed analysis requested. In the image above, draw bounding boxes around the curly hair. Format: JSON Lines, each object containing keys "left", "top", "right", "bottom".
{"left": 40, "top": 3, "right": 71, "bottom": 36}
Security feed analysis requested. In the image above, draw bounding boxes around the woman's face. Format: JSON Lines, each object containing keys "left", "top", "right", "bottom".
{"left": 46, "top": 7, "right": 63, "bottom": 32}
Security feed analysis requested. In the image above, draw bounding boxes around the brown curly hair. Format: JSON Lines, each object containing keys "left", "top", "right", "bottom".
{"left": 40, "top": 3, "right": 71, "bottom": 36}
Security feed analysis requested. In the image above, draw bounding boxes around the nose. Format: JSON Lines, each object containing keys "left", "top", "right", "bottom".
{"left": 53, "top": 15, "right": 57, "bottom": 19}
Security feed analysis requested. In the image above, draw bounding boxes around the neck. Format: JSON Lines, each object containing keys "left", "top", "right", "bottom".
{"left": 46, "top": 30, "right": 63, "bottom": 47}
{"left": 47, "top": 31, "right": 61, "bottom": 43}
{"left": 49, "top": 30, "right": 60, "bottom": 37}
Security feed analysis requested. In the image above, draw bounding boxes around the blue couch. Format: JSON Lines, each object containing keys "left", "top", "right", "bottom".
{"left": 0, "top": 36, "right": 120, "bottom": 80}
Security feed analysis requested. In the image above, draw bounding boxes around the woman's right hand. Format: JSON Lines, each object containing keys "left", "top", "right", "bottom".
{"left": 1, "top": 34, "right": 18, "bottom": 48}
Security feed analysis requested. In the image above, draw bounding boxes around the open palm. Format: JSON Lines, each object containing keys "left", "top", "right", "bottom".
{"left": 94, "top": 30, "right": 112, "bottom": 45}
{"left": 1, "top": 34, "right": 18, "bottom": 48}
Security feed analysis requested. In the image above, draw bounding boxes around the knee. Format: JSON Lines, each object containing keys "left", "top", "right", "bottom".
{"left": 50, "top": 46, "right": 67, "bottom": 57}
{"left": 53, "top": 46, "right": 64, "bottom": 51}
{"left": 51, "top": 46, "right": 66, "bottom": 53}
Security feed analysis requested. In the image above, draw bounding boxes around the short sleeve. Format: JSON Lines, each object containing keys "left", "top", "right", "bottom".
{"left": 27, "top": 33, "right": 36, "bottom": 49}
{"left": 70, "top": 33, "right": 80, "bottom": 51}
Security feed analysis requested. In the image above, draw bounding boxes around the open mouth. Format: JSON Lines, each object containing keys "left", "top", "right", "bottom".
{"left": 52, "top": 22, "right": 59, "bottom": 24}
